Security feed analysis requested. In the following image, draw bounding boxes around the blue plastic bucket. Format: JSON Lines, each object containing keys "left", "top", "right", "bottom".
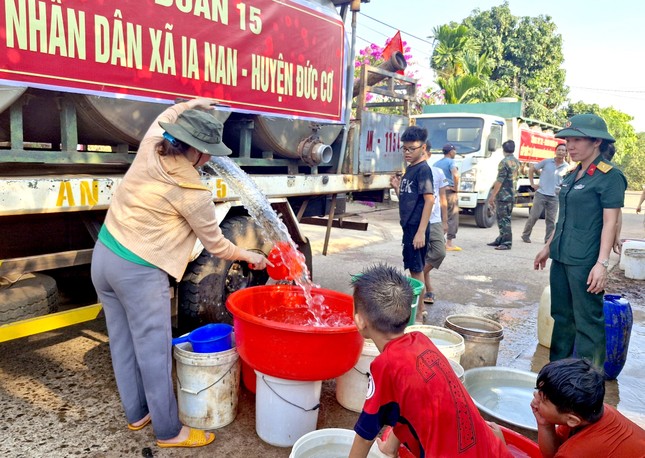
{"left": 172, "top": 323, "right": 234, "bottom": 353}
{"left": 603, "top": 295, "right": 633, "bottom": 380}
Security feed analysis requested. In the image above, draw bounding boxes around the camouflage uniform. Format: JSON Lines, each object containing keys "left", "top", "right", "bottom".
{"left": 492, "top": 154, "right": 520, "bottom": 247}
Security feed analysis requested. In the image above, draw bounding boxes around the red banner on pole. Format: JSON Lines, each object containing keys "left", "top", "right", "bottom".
{"left": 0, "top": 0, "right": 345, "bottom": 122}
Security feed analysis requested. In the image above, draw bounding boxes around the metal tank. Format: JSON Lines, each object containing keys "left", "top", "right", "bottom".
{"left": 0, "top": 0, "right": 342, "bottom": 163}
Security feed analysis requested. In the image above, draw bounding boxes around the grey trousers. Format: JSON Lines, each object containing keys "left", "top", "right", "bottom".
{"left": 446, "top": 190, "right": 460, "bottom": 240}
{"left": 91, "top": 241, "right": 182, "bottom": 440}
{"left": 522, "top": 192, "right": 558, "bottom": 242}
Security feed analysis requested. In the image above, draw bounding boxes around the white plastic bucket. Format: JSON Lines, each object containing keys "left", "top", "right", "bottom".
{"left": 255, "top": 371, "right": 322, "bottom": 447}
{"left": 624, "top": 247, "right": 645, "bottom": 280}
{"left": 620, "top": 240, "right": 645, "bottom": 270}
{"left": 290, "top": 428, "right": 390, "bottom": 458}
{"left": 335, "top": 339, "right": 379, "bottom": 412}
{"left": 405, "top": 325, "right": 466, "bottom": 363}
{"left": 537, "top": 285, "right": 554, "bottom": 348}
{"left": 173, "top": 342, "right": 240, "bottom": 430}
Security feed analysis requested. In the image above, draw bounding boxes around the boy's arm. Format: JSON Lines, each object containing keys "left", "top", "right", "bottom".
{"left": 349, "top": 435, "right": 375, "bottom": 458}
{"left": 413, "top": 193, "right": 435, "bottom": 248}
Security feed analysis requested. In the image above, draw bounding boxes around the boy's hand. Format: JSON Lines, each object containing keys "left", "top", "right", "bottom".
{"left": 390, "top": 174, "right": 401, "bottom": 189}
{"left": 531, "top": 392, "right": 551, "bottom": 427}
{"left": 413, "top": 231, "right": 425, "bottom": 249}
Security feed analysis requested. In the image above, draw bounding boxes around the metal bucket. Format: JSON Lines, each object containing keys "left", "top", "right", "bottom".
{"left": 444, "top": 315, "right": 504, "bottom": 370}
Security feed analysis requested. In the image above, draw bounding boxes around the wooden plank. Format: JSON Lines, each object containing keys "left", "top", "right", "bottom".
{"left": 0, "top": 249, "right": 93, "bottom": 277}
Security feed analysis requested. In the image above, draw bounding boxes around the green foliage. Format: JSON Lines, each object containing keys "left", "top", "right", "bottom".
{"left": 461, "top": 2, "right": 567, "bottom": 124}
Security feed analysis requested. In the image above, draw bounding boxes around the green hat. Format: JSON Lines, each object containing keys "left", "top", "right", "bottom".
{"left": 555, "top": 113, "right": 615, "bottom": 143}
{"left": 159, "top": 109, "right": 232, "bottom": 156}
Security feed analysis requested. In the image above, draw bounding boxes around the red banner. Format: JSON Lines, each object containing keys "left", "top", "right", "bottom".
{"left": 518, "top": 129, "right": 564, "bottom": 162}
{"left": 0, "top": 0, "right": 345, "bottom": 122}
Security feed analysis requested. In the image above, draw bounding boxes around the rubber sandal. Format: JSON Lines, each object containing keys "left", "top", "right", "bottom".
{"left": 423, "top": 292, "right": 435, "bottom": 304}
{"left": 157, "top": 428, "right": 215, "bottom": 448}
{"left": 446, "top": 246, "right": 462, "bottom": 251}
{"left": 127, "top": 415, "right": 151, "bottom": 431}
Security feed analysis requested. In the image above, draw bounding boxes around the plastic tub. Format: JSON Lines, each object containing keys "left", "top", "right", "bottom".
{"left": 444, "top": 315, "right": 504, "bottom": 370}
{"left": 405, "top": 325, "right": 465, "bottom": 363}
{"left": 226, "top": 285, "right": 362, "bottom": 381}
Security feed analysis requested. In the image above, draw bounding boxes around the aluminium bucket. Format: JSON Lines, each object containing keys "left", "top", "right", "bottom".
{"left": 444, "top": 315, "right": 504, "bottom": 370}
{"left": 173, "top": 342, "right": 240, "bottom": 429}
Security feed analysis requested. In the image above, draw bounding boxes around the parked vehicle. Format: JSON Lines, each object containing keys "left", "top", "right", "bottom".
{"left": 413, "top": 100, "right": 563, "bottom": 228}
{"left": 0, "top": 0, "right": 415, "bottom": 339}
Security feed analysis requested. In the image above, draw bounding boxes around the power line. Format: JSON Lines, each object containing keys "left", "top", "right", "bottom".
{"left": 570, "top": 86, "right": 645, "bottom": 94}
{"left": 360, "top": 12, "right": 435, "bottom": 46}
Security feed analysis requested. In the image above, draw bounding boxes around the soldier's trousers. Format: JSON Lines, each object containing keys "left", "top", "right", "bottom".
{"left": 549, "top": 259, "right": 606, "bottom": 368}
{"left": 494, "top": 200, "right": 514, "bottom": 246}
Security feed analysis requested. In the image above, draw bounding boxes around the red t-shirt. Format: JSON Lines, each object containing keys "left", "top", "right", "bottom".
{"left": 555, "top": 404, "right": 645, "bottom": 457}
{"left": 354, "top": 332, "right": 512, "bottom": 457}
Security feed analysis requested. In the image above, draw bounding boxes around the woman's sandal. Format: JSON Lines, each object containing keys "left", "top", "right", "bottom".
{"left": 156, "top": 428, "right": 215, "bottom": 448}
{"left": 127, "top": 415, "right": 151, "bottom": 431}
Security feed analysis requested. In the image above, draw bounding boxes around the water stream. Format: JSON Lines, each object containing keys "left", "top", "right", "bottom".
{"left": 202, "top": 158, "right": 333, "bottom": 326}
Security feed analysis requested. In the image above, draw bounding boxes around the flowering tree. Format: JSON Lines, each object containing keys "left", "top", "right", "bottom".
{"left": 354, "top": 38, "right": 443, "bottom": 115}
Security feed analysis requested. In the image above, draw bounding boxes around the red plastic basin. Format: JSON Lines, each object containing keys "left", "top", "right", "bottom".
{"left": 500, "top": 425, "right": 540, "bottom": 458}
{"left": 226, "top": 285, "right": 363, "bottom": 381}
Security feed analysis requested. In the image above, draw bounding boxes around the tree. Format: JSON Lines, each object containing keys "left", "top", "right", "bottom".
{"left": 463, "top": 2, "right": 568, "bottom": 124}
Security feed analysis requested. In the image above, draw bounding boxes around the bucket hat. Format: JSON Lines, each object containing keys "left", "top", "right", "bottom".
{"left": 555, "top": 114, "right": 615, "bottom": 143}
{"left": 159, "top": 109, "right": 232, "bottom": 156}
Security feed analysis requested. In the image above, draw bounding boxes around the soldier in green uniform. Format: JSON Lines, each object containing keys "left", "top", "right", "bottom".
{"left": 534, "top": 114, "right": 627, "bottom": 369}
{"left": 487, "top": 140, "right": 520, "bottom": 250}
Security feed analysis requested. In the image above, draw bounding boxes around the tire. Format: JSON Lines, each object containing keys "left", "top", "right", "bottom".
{"left": 0, "top": 273, "right": 59, "bottom": 325}
{"left": 474, "top": 194, "right": 496, "bottom": 228}
{"left": 178, "top": 216, "right": 273, "bottom": 330}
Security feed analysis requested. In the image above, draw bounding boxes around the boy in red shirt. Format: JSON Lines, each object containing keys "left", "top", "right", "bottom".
{"left": 348, "top": 264, "right": 512, "bottom": 458}
{"left": 531, "top": 358, "right": 645, "bottom": 458}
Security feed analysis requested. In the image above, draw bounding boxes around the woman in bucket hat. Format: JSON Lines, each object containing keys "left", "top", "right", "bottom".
{"left": 534, "top": 113, "right": 627, "bottom": 371}
{"left": 91, "top": 98, "right": 271, "bottom": 448}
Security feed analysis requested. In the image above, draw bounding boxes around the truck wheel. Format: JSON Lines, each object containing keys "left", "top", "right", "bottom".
{"left": 474, "top": 197, "right": 496, "bottom": 228}
{"left": 178, "top": 215, "right": 272, "bottom": 330}
{"left": 0, "top": 273, "right": 59, "bottom": 325}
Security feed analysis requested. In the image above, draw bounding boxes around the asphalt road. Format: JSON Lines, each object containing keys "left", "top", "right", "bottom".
{"left": 1, "top": 195, "right": 643, "bottom": 457}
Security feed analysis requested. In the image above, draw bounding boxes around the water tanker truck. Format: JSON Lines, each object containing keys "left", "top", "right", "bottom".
{"left": 0, "top": 0, "right": 416, "bottom": 340}
{"left": 413, "top": 101, "right": 563, "bottom": 228}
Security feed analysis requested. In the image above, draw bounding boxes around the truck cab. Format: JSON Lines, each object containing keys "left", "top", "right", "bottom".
{"left": 413, "top": 101, "right": 562, "bottom": 228}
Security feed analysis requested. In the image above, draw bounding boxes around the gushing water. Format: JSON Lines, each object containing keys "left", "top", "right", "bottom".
{"left": 202, "top": 158, "right": 332, "bottom": 326}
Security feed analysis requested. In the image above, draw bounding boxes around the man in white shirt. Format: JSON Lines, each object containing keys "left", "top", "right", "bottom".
{"left": 522, "top": 143, "right": 569, "bottom": 243}
{"left": 419, "top": 142, "right": 449, "bottom": 321}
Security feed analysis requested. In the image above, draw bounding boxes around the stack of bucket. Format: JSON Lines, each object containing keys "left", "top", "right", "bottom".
{"left": 173, "top": 323, "right": 241, "bottom": 430}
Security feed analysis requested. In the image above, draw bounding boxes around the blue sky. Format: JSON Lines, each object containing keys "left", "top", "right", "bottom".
{"left": 349, "top": 0, "right": 645, "bottom": 131}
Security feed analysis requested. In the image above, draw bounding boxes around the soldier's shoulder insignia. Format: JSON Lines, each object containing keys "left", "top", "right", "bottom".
{"left": 596, "top": 161, "right": 613, "bottom": 174}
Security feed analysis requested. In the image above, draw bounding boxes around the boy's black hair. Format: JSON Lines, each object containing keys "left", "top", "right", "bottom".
{"left": 351, "top": 263, "right": 413, "bottom": 334}
{"left": 536, "top": 358, "right": 605, "bottom": 423}
{"left": 502, "top": 140, "right": 515, "bottom": 153}
{"left": 401, "top": 126, "right": 428, "bottom": 143}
